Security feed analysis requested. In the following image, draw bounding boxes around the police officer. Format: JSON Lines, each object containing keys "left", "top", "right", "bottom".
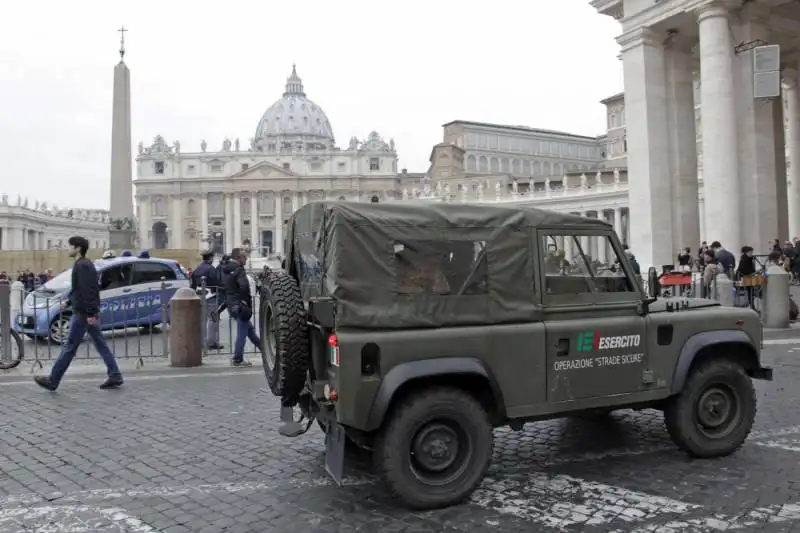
{"left": 191, "top": 250, "right": 224, "bottom": 350}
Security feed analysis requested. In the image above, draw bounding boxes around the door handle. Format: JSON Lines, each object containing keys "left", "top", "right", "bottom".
{"left": 122, "top": 288, "right": 132, "bottom": 293}
{"left": 556, "top": 338, "right": 570, "bottom": 357}
{"left": 163, "top": 283, "right": 173, "bottom": 288}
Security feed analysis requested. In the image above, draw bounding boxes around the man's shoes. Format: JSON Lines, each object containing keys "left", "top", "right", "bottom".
{"left": 99, "top": 378, "right": 124, "bottom": 389}
{"left": 33, "top": 376, "right": 57, "bottom": 391}
{"left": 207, "top": 343, "right": 225, "bottom": 350}
{"left": 231, "top": 360, "right": 253, "bottom": 368}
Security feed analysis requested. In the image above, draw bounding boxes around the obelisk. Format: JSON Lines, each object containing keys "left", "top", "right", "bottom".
{"left": 109, "top": 26, "right": 134, "bottom": 249}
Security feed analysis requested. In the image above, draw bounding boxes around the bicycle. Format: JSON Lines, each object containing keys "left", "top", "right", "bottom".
{"left": 0, "top": 326, "right": 24, "bottom": 370}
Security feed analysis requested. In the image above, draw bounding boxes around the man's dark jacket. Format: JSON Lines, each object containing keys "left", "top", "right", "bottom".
{"left": 190, "top": 261, "right": 220, "bottom": 293}
{"left": 71, "top": 257, "right": 100, "bottom": 318}
{"left": 715, "top": 248, "right": 736, "bottom": 273}
{"left": 223, "top": 261, "right": 252, "bottom": 320}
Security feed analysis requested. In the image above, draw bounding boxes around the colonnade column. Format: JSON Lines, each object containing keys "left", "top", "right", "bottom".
{"left": 613, "top": 207, "right": 624, "bottom": 245}
{"left": 233, "top": 194, "right": 242, "bottom": 248}
{"left": 138, "top": 196, "right": 151, "bottom": 249}
{"left": 199, "top": 194, "right": 208, "bottom": 252}
{"left": 169, "top": 195, "right": 183, "bottom": 249}
{"left": 250, "top": 194, "right": 259, "bottom": 256}
{"left": 785, "top": 69, "right": 800, "bottom": 240}
{"left": 224, "top": 194, "right": 233, "bottom": 252}
{"left": 598, "top": 210, "right": 608, "bottom": 265}
{"left": 697, "top": 1, "right": 741, "bottom": 253}
{"left": 274, "top": 192, "right": 283, "bottom": 255}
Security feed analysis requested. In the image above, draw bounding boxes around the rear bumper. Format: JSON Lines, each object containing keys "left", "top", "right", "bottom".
{"left": 751, "top": 366, "right": 773, "bottom": 381}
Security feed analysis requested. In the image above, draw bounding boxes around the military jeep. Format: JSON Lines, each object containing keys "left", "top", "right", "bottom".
{"left": 259, "top": 201, "right": 772, "bottom": 510}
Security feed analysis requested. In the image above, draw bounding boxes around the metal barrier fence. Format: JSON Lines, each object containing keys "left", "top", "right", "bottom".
{"left": 1, "top": 278, "right": 263, "bottom": 370}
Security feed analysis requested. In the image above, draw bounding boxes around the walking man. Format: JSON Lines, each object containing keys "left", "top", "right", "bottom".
{"left": 190, "top": 250, "right": 224, "bottom": 350}
{"left": 223, "top": 248, "right": 260, "bottom": 367}
{"left": 34, "top": 236, "right": 123, "bottom": 391}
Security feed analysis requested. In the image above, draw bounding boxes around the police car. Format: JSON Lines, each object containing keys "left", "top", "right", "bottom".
{"left": 14, "top": 256, "right": 190, "bottom": 344}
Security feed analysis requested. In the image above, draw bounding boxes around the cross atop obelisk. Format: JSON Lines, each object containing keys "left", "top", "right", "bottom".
{"left": 118, "top": 26, "right": 127, "bottom": 61}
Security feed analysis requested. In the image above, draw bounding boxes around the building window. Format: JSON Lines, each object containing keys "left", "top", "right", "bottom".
{"left": 283, "top": 163, "right": 291, "bottom": 170}
{"left": 187, "top": 164, "right": 196, "bottom": 174}
{"left": 310, "top": 161, "right": 322, "bottom": 171}
{"left": 369, "top": 158, "right": 380, "bottom": 171}
{"left": 337, "top": 162, "right": 346, "bottom": 171}
{"left": 154, "top": 161, "right": 165, "bottom": 174}
{"left": 241, "top": 163, "right": 249, "bottom": 171}
{"left": 210, "top": 164, "right": 223, "bottom": 173}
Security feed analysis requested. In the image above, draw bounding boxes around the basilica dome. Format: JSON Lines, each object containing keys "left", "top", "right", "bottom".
{"left": 253, "top": 65, "right": 335, "bottom": 149}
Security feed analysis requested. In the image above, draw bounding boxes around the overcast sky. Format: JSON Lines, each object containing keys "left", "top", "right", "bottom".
{"left": 0, "top": 1, "right": 622, "bottom": 210}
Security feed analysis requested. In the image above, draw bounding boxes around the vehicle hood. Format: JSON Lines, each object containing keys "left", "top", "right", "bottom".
{"left": 648, "top": 297, "right": 720, "bottom": 313}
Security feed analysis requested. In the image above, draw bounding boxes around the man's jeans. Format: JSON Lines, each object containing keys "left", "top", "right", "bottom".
{"left": 202, "top": 295, "right": 219, "bottom": 346}
{"left": 234, "top": 318, "right": 260, "bottom": 363}
{"left": 50, "top": 315, "right": 122, "bottom": 388}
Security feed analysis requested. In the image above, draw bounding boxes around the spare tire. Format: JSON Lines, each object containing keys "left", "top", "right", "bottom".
{"left": 259, "top": 270, "right": 310, "bottom": 404}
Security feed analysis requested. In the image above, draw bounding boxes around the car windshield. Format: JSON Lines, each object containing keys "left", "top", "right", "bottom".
{"left": 41, "top": 269, "right": 72, "bottom": 293}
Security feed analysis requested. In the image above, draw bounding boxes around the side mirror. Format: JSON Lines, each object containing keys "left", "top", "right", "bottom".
{"left": 647, "top": 266, "right": 660, "bottom": 299}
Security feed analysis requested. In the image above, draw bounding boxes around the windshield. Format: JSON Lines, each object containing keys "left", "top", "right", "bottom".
{"left": 42, "top": 269, "right": 72, "bottom": 293}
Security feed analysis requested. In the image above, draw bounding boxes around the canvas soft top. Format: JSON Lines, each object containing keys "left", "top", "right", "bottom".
{"left": 284, "top": 201, "right": 611, "bottom": 329}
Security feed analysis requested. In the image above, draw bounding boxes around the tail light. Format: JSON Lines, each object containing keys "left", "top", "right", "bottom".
{"left": 328, "top": 333, "right": 340, "bottom": 367}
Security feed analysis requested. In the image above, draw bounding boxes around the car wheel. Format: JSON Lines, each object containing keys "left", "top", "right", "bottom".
{"left": 49, "top": 314, "right": 71, "bottom": 345}
{"left": 373, "top": 387, "right": 493, "bottom": 510}
{"left": 664, "top": 358, "right": 756, "bottom": 458}
{"left": 259, "top": 270, "right": 310, "bottom": 401}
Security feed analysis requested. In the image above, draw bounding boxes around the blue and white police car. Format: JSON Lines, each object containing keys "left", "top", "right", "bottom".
{"left": 14, "top": 256, "right": 190, "bottom": 344}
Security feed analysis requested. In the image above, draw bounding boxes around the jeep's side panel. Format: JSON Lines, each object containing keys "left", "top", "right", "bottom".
{"left": 669, "top": 329, "right": 757, "bottom": 393}
{"left": 544, "top": 311, "right": 647, "bottom": 402}
{"left": 334, "top": 323, "right": 547, "bottom": 432}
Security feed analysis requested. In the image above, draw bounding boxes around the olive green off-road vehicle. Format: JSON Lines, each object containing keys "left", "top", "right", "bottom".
{"left": 258, "top": 201, "right": 772, "bottom": 510}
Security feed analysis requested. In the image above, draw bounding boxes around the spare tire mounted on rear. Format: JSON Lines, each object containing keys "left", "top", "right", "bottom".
{"left": 260, "top": 269, "right": 310, "bottom": 405}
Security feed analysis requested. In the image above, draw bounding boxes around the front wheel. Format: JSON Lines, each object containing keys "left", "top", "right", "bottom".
{"left": 49, "top": 314, "right": 71, "bottom": 345}
{"left": 373, "top": 387, "right": 493, "bottom": 510}
{"left": 664, "top": 359, "right": 756, "bottom": 458}
{"left": 0, "top": 329, "right": 24, "bottom": 370}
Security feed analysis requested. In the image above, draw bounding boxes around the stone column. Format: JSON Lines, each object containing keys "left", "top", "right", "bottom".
{"left": 697, "top": 1, "right": 741, "bottom": 253}
{"left": 292, "top": 191, "right": 300, "bottom": 212}
{"left": 617, "top": 28, "right": 673, "bottom": 269}
{"left": 774, "top": 87, "right": 789, "bottom": 242}
{"left": 169, "top": 195, "right": 183, "bottom": 249}
{"left": 665, "top": 45, "right": 700, "bottom": 250}
{"left": 735, "top": 8, "right": 782, "bottom": 248}
{"left": 785, "top": 69, "right": 800, "bottom": 240}
{"left": 580, "top": 212, "right": 590, "bottom": 257}
{"left": 233, "top": 194, "right": 242, "bottom": 248}
{"left": 250, "top": 194, "right": 258, "bottom": 256}
{"left": 598, "top": 211, "right": 608, "bottom": 265}
{"left": 699, "top": 194, "right": 706, "bottom": 241}
{"left": 564, "top": 232, "right": 574, "bottom": 263}
{"left": 613, "top": 207, "right": 624, "bottom": 243}
{"left": 199, "top": 194, "right": 208, "bottom": 252}
{"left": 274, "top": 192, "right": 283, "bottom": 255}
{"left": 224, "top": 194, "right": 233, "bottom": 252}
{"left": 138, "top": 196, "right": 151, "bottom": 249}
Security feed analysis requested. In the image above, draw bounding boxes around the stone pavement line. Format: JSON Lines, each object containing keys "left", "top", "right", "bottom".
{"left": 0, "top": 505, "right": 157, "bottom": 533}
{"left": 616, "top": 503, "right": 800, "bottom": 532}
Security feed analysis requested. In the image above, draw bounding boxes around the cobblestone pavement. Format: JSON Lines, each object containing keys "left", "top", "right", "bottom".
{"left": 2, "top": 345, "right": 800, "bottom": 532}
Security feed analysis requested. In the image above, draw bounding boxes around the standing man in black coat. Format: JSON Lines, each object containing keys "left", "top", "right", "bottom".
{"left": 223, "top": 248, "right": 260, "bottom": 367}
{"left": 191, "top": 250, "right": 225, "bottom": 350}
{"left": 34, "top": 236, "right": 123, "bottom": 391}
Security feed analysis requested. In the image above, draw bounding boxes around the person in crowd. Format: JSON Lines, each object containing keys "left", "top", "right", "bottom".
{"left": 622, "top": 244, "right": 641, "bottom": 276}
{"left": 677, "top": 247, "right": 693, "bottom": 271}
{"left": 736, "top": 246, "right": 757, "bottom": 278}
{"left": 223, "top": 248, "right": 260, "bottom": 367}
{"left": 33, "top": 236, "right": 123, "bottom": 391}
{"left": 190, "top": 250, "right": 224, "bottom": 351}
{"left": 710, "top": 241, "right": 735, "bottom": 276}
{"left": 0, "top": 271, "right": 7, "bottom": 281}
{"left": 702, "top": 249, "right": 724, "bottom": 298}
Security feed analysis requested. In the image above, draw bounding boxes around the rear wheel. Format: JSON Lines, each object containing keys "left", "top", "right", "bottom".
{"left": 664, "top": 359, "right": 756, "bottom": 458}
{"left": 373, "top": 387, "right": 493, "bottom": 510}
{"left": 0, "top": 329, "right": 24, "bottom": 370}
{"left": 259, "top": 270, "right": 310, "bottom": 403}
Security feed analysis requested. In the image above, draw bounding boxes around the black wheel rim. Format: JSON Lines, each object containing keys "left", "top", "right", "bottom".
{"left": 263, "top": 306, "right": 278, "bottom": 372}
{"left": 694, "top": 383, "right": 741, "bottom": 439}
{"left": 409, "top": 419, "right": 471, "bottom": 486}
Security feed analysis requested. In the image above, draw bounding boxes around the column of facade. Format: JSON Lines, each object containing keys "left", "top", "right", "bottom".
{"left": 138, "top": 196, "right": 151, "bottom": 249}
{"left": 614, "top": 207, "right": 624, "bottom": 245}
{"left": 199, "top": 194, "right": 208, "bottom": 252}
{"left": 665, "top": 45, "right": 700, "bottom": 250}
{"left": 274, "top": 192, "right": 283, "bottom": 255}
{"left": 233, "top": 194, "right": 242, "bottom": 248}
{"left": 697, "top": 2, "right": 741, "bottom": 253}
{"left": 597, "top": 210, "right": 608, "bottom": 265}
{"left": 292, "top": 191, "right": 301, "bottom": 213}
{"left": 169, "top": 195, "right": 183, "bottom": 249}
{"left": 734, "top": 6, "right": 783, "bottom": 247}
{"left": 250, "top": 194, "right": 259, "bottom": 256}
{"left": 774, "top": 85, "right": 789, "bottom": 241}
{"left": 617, "top": 27, "right": 673, "bottom": 269}
{"left": 785, "top": 69, "right": 800, "bottom": 239}
{"left": 224, "top": 194, "right": 234, "bottom": 252}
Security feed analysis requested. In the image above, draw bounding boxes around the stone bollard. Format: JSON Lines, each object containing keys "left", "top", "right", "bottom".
{"left": 9, "top": 281, "right": 24, "bottom": 321}
{"left": 764, "top": 265, "right": 790, "bottom": 328}
{"left": 716, "top": 274, "right": 734, "bottom": 307}
{"left": 168, "top": 287, "right": 202, "bottom": 368}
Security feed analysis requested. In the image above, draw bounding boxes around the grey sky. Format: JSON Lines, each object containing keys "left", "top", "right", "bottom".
{"left": 0, "top": 1, "right": 622, "bottom": 209}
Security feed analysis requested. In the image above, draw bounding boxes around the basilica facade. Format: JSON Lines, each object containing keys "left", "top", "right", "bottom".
{"left": 134, "top": 66, "right": 402, "bottom": 255}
